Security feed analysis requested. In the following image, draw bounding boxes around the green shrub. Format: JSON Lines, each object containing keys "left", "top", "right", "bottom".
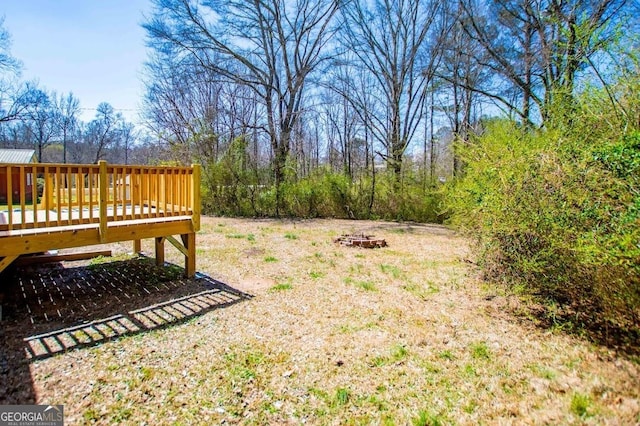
{"left": 445, "top": 105, "right": 640, "bottom": 333}
{"left": 198, "top": 139, "right": 446, "bottom": 222}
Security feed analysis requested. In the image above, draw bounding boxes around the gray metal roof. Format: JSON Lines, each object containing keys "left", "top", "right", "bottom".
{"left": 0, "top": 149, "right": 36, "bottom": 164}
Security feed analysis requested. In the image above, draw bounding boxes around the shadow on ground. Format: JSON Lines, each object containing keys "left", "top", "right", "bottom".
{"left": 482, "top": 292, "right": 640, "bottom": 360}
{"left": 0, "top": 256, "right": 252, "bottom": 404}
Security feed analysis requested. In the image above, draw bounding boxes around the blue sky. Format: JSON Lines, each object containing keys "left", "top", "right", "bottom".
{"left": 1, "top": 0, "right": 152, "bottom": 124}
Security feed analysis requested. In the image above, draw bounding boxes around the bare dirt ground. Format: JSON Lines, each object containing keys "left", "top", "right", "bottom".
{"left": 1, "top": 217, "right": 639, "bottom": 425}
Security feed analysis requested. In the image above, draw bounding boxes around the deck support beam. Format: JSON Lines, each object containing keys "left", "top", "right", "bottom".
{"left": 155, "top": 237, "right": 165, "bottom": 267}
{"left": 162, "top": 233, "right": 196, "bottom": 278}
{"left": 0, "top": 255, "right": 18, "bottom": 275}
{"left": 166, "top": 235, "right": 188, "bottom": 256}
{"left": 182, "top": 232, "right": 196, "bottom": 278}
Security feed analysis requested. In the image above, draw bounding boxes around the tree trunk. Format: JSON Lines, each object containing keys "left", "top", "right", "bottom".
{"left": 273, "top": 130, "right": 290, "bottom": 217}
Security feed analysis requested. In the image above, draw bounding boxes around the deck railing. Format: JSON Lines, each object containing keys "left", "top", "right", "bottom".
{"left": 0, "top": 161, "right": 201, "bottom": 236}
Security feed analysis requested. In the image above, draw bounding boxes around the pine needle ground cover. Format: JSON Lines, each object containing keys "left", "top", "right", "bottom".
{"left": 1, "top": 217, "right": 638, "bottom": 424}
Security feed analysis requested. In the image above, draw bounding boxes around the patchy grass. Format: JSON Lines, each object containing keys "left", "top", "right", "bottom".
{"left": 402, "top": 281, "right": 439, "bottom": 300}
{"left": 412, "top": 409, "right": 447, "bottom": 426}
{"left": 370, "top": 344, "right": 409, "bottom": 367}
{"left": 225, "top": 233, "right": 247, "bottom": 239}
{"left": 470, "top": 341, "right": 492, "bottom": 360}
{"left": 334, "top": 387, "right": 351, "bottom": 406}
{"left": 309, "top": 271, "right": 325, "bottom": 279}
{"left": 88, "top": 252, "right": 136, "bottom": 267}
{"left": 270, "top": 282, "right": 292, "bottom": 291}
{"left": 380, "top": 263, "right": 402, "bottom": 279}
{"left": 571, "top": 392, "right": 594, "bottom": 418}
{"left": 5, "top": 217, "right": 639, "bottom": 425}
{"left": 355, "top": 280, "right": 377, "bottom": 291}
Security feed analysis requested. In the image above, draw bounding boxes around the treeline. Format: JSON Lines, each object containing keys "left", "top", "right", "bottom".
{"left": 141, "top": 0, "right": 638, "bottom": 220}
{"left": 0, "top": 94, "right": 161, "bottom": 165}
{"left": 1, "top": 2, "right": 639, "bottom": 224}
{"left": 0, "top": 19, "right": 165, "bottom": 165}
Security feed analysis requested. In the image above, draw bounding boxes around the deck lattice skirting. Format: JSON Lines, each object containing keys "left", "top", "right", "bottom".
{"left": 0, "top": 160, "right": 201, "bottom": 277}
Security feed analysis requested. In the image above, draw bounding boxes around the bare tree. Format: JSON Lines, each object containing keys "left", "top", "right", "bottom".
{"left": 323, "top": 59, "right": 381, "bottom": 214}
{"left": 320, "top": 86, "right": 363, "bottom": 178}
{"left": 144, "top": 0, "right": 339, "bottom": 214}
{"left": 338, "top": 0, "right": 446, "bottom": 180}
{"left": 0, "top": 18, "right": 35, "bottom": 124}
{"left": 144, "top": 50, "right": 265, "bottom": 172}
{"left": 0, "top": 82, "right": 47, "bottom": 124}
{"left": 436, "top": 2, "right": 488, "bottom": 175}
{"left": 83, "top": 102, "right": 119, "bottom": 163}
{"left": 0, "top": 18, "right": 20, "bottom": 74}
{"left": 459, "top": 0, "right": 627, "bottom": 123}
{"left": 22, "top": 87, "right": 58, "bottom": 161}
{"left": 117, "top": 120, "right": 137, "bottom": 165}
{"left": 0, "top": 120, "right": 30, "bottom": 149}
{"left": 51, "top": 91, "right": 80, "bottom": 163}
{"left": 144, "top": 53, "right": 224, "bottom": 163}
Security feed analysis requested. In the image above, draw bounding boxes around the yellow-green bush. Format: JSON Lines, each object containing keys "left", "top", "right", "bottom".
{"left": 201, "top": 158, "right": 446, "bottom": 222}
{"left": 446, "top": 105, "right": 640, "bottom": 332}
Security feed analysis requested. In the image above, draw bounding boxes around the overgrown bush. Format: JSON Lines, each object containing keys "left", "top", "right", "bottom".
{"left": 445, "top": 94, "right": 640, "bottom": 333}
{"left": 277, "top": 168, "right": 445, "bottom": 221}
{"left": 200, "top": 137, "right": 267, "bottom": 216}
{"left": 371, "top": 172, "right": 445, "bottom": 223}
{"left": 201, "top": 158, "right": 446, "bottom": 222}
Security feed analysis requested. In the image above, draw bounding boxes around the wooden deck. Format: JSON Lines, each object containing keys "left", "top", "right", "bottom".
{"left": 0, "top": 161, "right": 201, "bottom": 277}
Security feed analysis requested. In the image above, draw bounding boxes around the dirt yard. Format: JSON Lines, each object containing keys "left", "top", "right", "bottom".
{"left": 1, "top": 217, "right": 639, "bottom": 425}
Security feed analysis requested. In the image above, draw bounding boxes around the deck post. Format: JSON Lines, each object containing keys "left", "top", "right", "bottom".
{"left": 133, "top": 239, "right": 142, "bottom": 254}
{"left": 191, "top": 164, "right": 201, "bottom": 232}
{"left": 181, "top": 233, "right": 196, "bottom": 278}
{"left": 98, "top": 160, "right": 108, "bottom": 243}
{"left": 155, "top": 237, "right": 165, "bottom": 266}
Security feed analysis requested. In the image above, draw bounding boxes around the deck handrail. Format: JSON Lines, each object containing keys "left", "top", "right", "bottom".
{"left": 0, "top": 161, "right": 201, "bottom": 236}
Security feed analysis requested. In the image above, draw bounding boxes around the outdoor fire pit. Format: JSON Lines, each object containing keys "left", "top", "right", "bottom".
{"left": 333, "top": 234, "right": 387, "bottom": 248}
